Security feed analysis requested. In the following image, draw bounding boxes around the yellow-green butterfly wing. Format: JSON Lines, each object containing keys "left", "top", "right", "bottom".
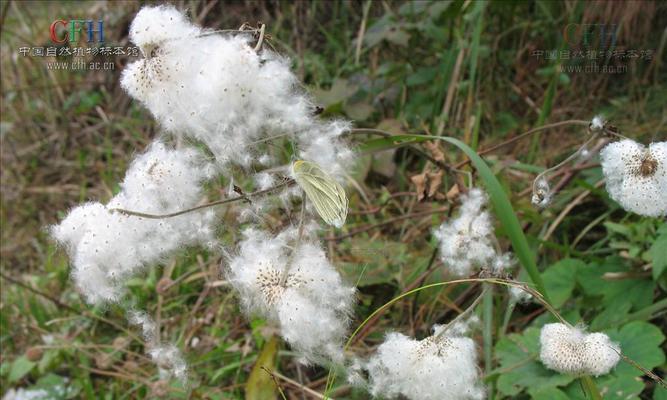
{"left": 292, "top": 160, "right": 348, "bottom": 228}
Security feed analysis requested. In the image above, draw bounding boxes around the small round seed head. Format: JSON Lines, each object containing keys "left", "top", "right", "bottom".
{"left": 589, "top": 115, "right": 606, "bottom": 132}
{"left": 256, "top": 266, "right": 304, "bottom": 305}
{"left": 531, "top": 178, "right": 552, "bottom": 208}
{"left": 600, "top": 140, "right": 667, "bottom": 217}
{"left": 539, "top": 323, "right": 620, "bottom": 377}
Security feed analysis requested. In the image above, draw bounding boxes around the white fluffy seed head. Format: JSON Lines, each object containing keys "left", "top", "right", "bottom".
{"left": 590, "top": 115, "right": 606, "bottom": 132}
{"left": 509, "top": 285, "right": 533, "bottom": 303}
{"left": 121, "top": 6, "right": 353, "bottom": 176}
{"left": 129, "top": 5, "right": 201, "bottom": 56}
{"left": 600, "top": 140, "right": 667, "bottom": 217}
{"left": 531, "top": 178, "right": 552, "bottom": 208}
{"left": 433, "top": 188, "right": 500, "bottom": 277}
{"left": 51, "top": 142, "right": 215, "bottom": 304}
{"left": 539, "top": 323, "right": 620, "bottom": 377}
{"left": 128, "top": 310, "right": 189, "bottom": 382}
{"left": 227, "top": 227, "right": 355, "bottom": 363}
{"left": 366, "top": 329, "right": 485, "bottom": 400}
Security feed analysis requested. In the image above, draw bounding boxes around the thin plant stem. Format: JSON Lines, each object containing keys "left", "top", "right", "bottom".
{"left": 434, "top": 286, "right": 488, "bottom": 341}
{"left": 253, "top": 24, "right": 266, "bottom": 51}
{"left": 109, "top": 179, "right": 295, "bottom": 219}
{"left": 483, "top": 284, "right": 494, "bottom": 399}
{"left": 349, "top": 119, "right": 599, "bottom": 172}
{"left": 531, "top": 132, "right": 599, "bottom": 197}
{"left": 280, "top": 191, "right": 307, "bottom": 285}
{"left": 324, "top": 278, "right": 537, "bottom": 396}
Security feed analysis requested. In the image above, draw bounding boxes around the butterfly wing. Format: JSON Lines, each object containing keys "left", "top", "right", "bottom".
{"left": 293, "top": 161, "right": 348, "bottom": 228}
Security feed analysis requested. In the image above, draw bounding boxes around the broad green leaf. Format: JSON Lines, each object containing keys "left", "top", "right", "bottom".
{"left": 608, "top": 321, "right": 665, "bottom": 378}
{"left": 31, "top": 373, "right": 80, "bottom": 399}
{"left": 311, "top": 78, "right": 357, "bottom": 108}
{"left": 245, "top": 336, "right": 279, "bottom": 400}
{"left": 655, "top": 385, "right": 667, "bottom": 400}
{"left": 8, "top": 355, "right": 35, "bottom": 383}
{"left": 528, "top": 386, "right": 571, "bottom": 400}
{"left": 543, "top": 258, "right": 583, "bottom": 308}
{"left": 577, "top": 257, "right": 655, "bottom": 330}
{"left": 649, "top": 228, "right": 667, "bottom": 280}
{"left": 338, "top": 239, "right": 407, "bottom": 286}
{"left": 564, "top": 372, "right": 644, "bottom": 400}
{"left": 495, "top": 327, "right": 574, "bottom": 396}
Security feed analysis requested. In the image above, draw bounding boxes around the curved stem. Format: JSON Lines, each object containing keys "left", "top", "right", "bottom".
{"left": 254, "top": 24, "right": 266, "bottom": 51}
{"left": 280, "top": 191, "right": 307, "bottom": 285}
{"left": 531, "top": 132, "right": 599, "bottom": 196}
{"left": 434, "top": 286, "right": 488, "bottom": 341}
{"left": 109, "top": 179, "right": 295, "bottom": 219}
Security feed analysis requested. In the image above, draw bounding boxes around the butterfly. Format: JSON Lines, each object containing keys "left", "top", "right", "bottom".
{"left": 292, "top": 160, "right": 348, "bottom": 228}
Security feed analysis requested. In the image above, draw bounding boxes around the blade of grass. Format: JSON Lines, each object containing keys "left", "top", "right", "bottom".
{"left": 527, "top": 72, "right": 558, "bottom": 162}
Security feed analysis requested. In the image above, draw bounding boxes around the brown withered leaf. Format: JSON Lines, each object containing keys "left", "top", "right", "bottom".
{"left": 412, "top": 169, "right": 446, "bottom": 201}
{"left": 446, "top": 183, "right": 461, "bottom": 201}
{"left": 423, "top": 141, "right": 446, "bottom": 163}
{"left": 410, "top": 172, "right": 427, "bottom": 201}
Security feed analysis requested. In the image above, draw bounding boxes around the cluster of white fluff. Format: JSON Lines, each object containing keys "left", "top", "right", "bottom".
{"left": 227, "top": 226, "right": 355, "bottom": 363}
{"left": 600, "top": 139, "right": 666, "bottom": 217}
{"left": 2, "top": 388, "right": 50, "bottom": 400}
{"left": 128, "top": 310, "right": 188, "bottom": 381}
{"left": 433, "top": 188, "right": 510, "bottom": 277}
{"left": 590, "top": 115, "right": 606, "bottom": 132}
{"left": 531, "top": 178, "right": 552, "bottom": 208}
{"left": 51, "top": 142, "right": 215, "bottom": 304}
{"left": 53, "top": 3, "right": 360, "bottom": 382}
{"left": 509, "top": 285, "right": 533, "bottom": 303}
{"left": 365, "top": 325, "right": 485, "bottom": 400}
{"left": 539, "top": 323, "right": 620, "bottom": 377}
{"left": 120, "top": 5, "right": 353, "bottom": 176}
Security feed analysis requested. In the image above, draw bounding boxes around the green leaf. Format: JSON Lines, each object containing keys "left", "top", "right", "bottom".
{"left": 649, "top": 227, "right": 667, "bottom": 280}
{"left": 577, "top": 258, "right": 655, "bottom": 330}
{"left": 655, "top": 385, "right": 667, "bottom": 400}
{"left": 32, "top": 373, "right": 80, "bottom": 399}
{"left": 245, "top": 336, "right": 280, "bottom": 400}
{"left": 311, "top": 78, "right": 357, "bottom": 108}
{"left": 543, "top": 258, "right": 583, "bottom": 308}
{"left": 528, "top": 386, "right": 571, "bottom": 400}
{"left": 563, "top": 372, "right": 644, "bottom": 400}
{"left": 495, "top": 327, "right": 574, "bottom": 396}
{"left": 609, "top": 321, "right": 665, "bottom": 378}
{"left": 8, "top": 355, "right": 35, "bottom": 383}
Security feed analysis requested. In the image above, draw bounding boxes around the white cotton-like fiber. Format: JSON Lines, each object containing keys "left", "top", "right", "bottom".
{"left": 531, "top": 178, "right": 552, "bottom": 208}
{"left": 227, "top": 226, "right": 355, "bottom": 363}
{"left": 433, "top": 188, "right": 508, "bottom": 277}
{"left": 51, "top": 142, "right": 215, "bottom": 304}
{"left": 365, "top": 330, "right": 485, "bottom": 400}
{"left": 539, "top": 323, "right": 620, "bottom": 377}
{"left": 600, "top": 139, "right": 667, "bottom": 217}
{"left": 128, "top": 310, "right": 188, "bottom": 382}
{"left": 121, "top": 5, "right": 353, "bottom": 176}
{"left": 590, "top": 115, "right": 605, "bottom": 132}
